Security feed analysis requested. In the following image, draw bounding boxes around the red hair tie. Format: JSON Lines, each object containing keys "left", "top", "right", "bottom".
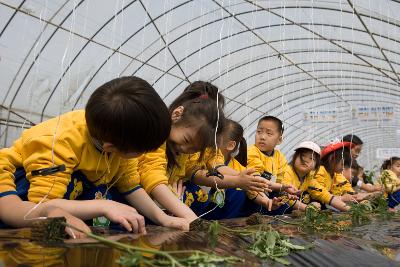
{"left": 199, "top": 94, "right": 208, "bottom": 99}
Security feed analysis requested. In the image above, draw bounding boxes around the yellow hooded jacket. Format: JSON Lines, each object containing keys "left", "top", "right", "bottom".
{"left": 247, "top": 144, "right": 288, "bottom": 199}
{"left": 227, "top": 158, "right": 246, "bottom": 172}
{"left": 314, "top": 166, "right": 355, "bottom": 196}
{"left": 282, "top": 165, "right": 334, "bottom": 205}
{"left": 138, "top": 145, "right": 225, "bottom": 193}
{"left": 0, "top": 110, "right": 141, "bottom": 202}
{"left": 378, "top": 169, "right": 400, "bottom": 194}
{"left": 331, "top": 173, "right": 355, "bottom": 196}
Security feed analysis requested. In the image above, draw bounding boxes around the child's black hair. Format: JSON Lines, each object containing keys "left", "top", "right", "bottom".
{"left": 343, "top": 134, "right": 363, "bottom": 145}
{"left": 343, "top": 156, "right": 360, "bottom": 179}
{"left": 321, "top": 147, "right": 351, "bottom": 177}
{"left": 290, "top": 148, "right": 321, "bottom": 175}
{"left": 224, "top": 119, "right": 247, "bottom": 166}
{"left": 381, "top": 157, "right": 400, "bottom": 171}
{"left": 343, "top": 154, "right": 357, "bottom": 169}
{"left": 257, "top": 115, "right": 284, "bottom": 134}
{"left": 85, "top": 76, "right": 170, "bottom": 153}
{"left": 167, "top": 81, "right": 226, "bottom": 168}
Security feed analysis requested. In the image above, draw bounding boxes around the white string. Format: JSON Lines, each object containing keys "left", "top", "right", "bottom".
{"left": 198, "top": 0, "right": 225, "bottom": 219}
{"left": 24, "top": 1, "right": 77, "bottom": 221}
{"left": 196, "top": 2, "right": 204, "bottom": 81}
{"left": 162, "top": 0, "right": 169, "bottom": 88}
{"left": 311, "top": 0, "right": 316, "bottom": 141}
{"left": 198, "top": 203, "right": 219, "bottom": 218}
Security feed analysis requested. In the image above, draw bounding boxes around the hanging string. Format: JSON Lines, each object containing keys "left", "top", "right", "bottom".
{"left": 24, "top": 1, "right": 77, "bottom": 221}
{"left": 198, "top": 0, "right": 225, "bottom": 218}
{"left": 244, "top": 0, "right": 256, "bottom": 141}
{"left": 196, "top": 2, "right": 205, "bottom": 81}
{"left": 21, "top": 2, "right": 47, "bottom": 133}
{"left": 162, "top": 0, "right": 169, "bottom": 88}
{"left": 118, "top": 0, "right": 125, "bottom": 73}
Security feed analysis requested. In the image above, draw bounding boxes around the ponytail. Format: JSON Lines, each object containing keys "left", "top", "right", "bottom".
{"left": 167, "top": 81, "right": 226, "bottom": 169}
{"left": 224, "top": 119, "right": 247, "bottom": 166}
{"left": 235, "top": 137, "right": 248, "bottom": 167}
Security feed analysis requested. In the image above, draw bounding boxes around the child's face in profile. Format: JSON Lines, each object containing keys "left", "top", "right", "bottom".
{"left": 351, "top": 144, "right": 362, "bottom": 159}
{"left": 391, "top": 160, "right": 400, "bottom": 177}
{"left": 294, "top": 150, "right": 316, "bottom": 174}
{"left": 255, "top": 120, "right": 282, "bottom": 153}
{"left": 342, "top": 167, "right": 352, "bottom": 181}
{"left": 168, "top": 125, "right": 199, "bottom": 154}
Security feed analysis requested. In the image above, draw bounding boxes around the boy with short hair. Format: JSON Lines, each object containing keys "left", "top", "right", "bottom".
{"left": 0, "top": 76, "right": 188, "bottom": 232}
{"left": 247, "top": 116, "right": 294, "bottom": 211}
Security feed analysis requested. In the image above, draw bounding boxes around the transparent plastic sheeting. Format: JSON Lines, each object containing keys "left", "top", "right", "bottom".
{"left": 0, "top": 0, "right": 399, "bottom": 170}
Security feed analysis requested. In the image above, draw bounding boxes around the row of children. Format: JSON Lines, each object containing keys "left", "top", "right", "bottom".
{"left": 0, "top": 77, "right": 398, "bottom": 239}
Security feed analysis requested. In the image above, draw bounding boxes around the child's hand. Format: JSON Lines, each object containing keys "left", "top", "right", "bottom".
{"left": 373, "top": 184, "right": 383, "bottom": 191}
{"left": 340, "top": 194, "right": 357, "bottom": 203}
{"left": 171, "top": 179, "right": 186, "bottom": 201}
{"left": 46, "top": 207, "right": 91, "bottom": 239}
{"left": 103, "top": 201, "right": 146, "bottom": 234}
{"left": 309, "top": 202, "right": 321, "bottom": 210}
{"left": 283, "top": 184, "right": 301, "bottom": 195}
{"left": 161, "top": 215, "right": 189, "bottom": 231}
{"left": 286, "top": 193, "right": 299, "bottom": 200}
{"left": 271, "top": 197, "right": 285, "bottom": 210}
{"left": 354, "top": 192, "right": 370, "bottom": 202}
{"left": 237, "top": 168, "right": 271, "bottom": 192}
{"left": 256, "top": 192, "right": 279, "bottom": 211}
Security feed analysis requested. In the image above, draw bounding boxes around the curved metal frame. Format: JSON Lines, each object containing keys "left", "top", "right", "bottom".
{"left": 0, "top": 0, "right": 399, "bottom": 163}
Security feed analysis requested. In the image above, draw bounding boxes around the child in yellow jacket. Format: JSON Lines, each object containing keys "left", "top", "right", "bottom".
{"left": 282, "top": 141, "right": 329, "bottom": 211}
{"left": 138, "top": 82, "right": 268, "bottom": 220}
{"left": 314, "top": 142, "right": 358, "bottom": 211}
{"left": 0, "top": 76, "right": 188, "bottom": 232}
{"left": 246, "top": 116, "right": 298, "bottom": 212}
{"left": 379, "top": 157, "right": 400, "bottom": 209}
{"left": 319, "top": 142, "right": 371, "bottom": 204}
{"left": 182, "top": 119, "right": 270, "bottom": 218}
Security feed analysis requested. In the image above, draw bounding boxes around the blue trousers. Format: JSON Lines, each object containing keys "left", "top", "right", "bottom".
{"left": 0, "top": 168, "right": 129, "bottom": 229}
{"left": 388, "top": 191, "right": 400, "bottom": 208}
{"left": 183, "top": 181, "right": 248, "bottom": 220}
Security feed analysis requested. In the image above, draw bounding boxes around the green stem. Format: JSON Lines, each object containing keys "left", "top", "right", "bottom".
{"left": 62, "top": 222, "right": 183, "bottom": 267}
{"left": 272, "top": 216, "right": 302, "bottom": 226}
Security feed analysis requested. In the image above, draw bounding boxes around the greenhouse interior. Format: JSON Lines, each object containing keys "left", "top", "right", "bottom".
{"left": 0, "top": 0, "right": 400, "bottom": 266}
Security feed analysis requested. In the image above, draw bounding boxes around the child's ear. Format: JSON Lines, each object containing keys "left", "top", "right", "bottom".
{"left": 102, "top": 142, "right": 116, "bottom": 153}
{"left": 171, "top": 106, "right": 184, "bottom": 123}
{"left": 277, "top": 135, "right": 283, "bottom": 145}
{"left": 226, "top": 140, "right": 237, "bottom": 152}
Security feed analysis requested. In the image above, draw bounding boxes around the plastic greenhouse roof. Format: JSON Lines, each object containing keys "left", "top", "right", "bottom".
{"left": 0, "top": 0, "right": 399, "bottom": 169}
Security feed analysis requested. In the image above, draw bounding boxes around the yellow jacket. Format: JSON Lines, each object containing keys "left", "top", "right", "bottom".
{"left": 331, "top": 173, "right": 355, "bottom": 196}
{"left": 138, "top": 145, "right": 225, "bottom": 193}
{"left": 282, "top": 165, "right": 333, "bottom": 205}
{"left": 183, "top": 148, "right": 225, "bottom": 181}
{"left": 315, "top": 166, "right": 334, "bottom": 192}
{"left": 227, "top": 158, "right": 246, "bottom": 172}
{"left": 314, "top": 167, "right": 355, "bottom": 196}
{"left": 247, "top": 145, "right": 287, "bottom": 182}
{"left": 0, "top": 110, "right": 140, "bottom": 202}
{"left": 137, "top": 143, "right": 169, "bottom": 194}
{"left": 378, "top": 170, "right": 400, "bottom": 193}
{"left": 247, "top": 144, "right": 287, "bottom": 199}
